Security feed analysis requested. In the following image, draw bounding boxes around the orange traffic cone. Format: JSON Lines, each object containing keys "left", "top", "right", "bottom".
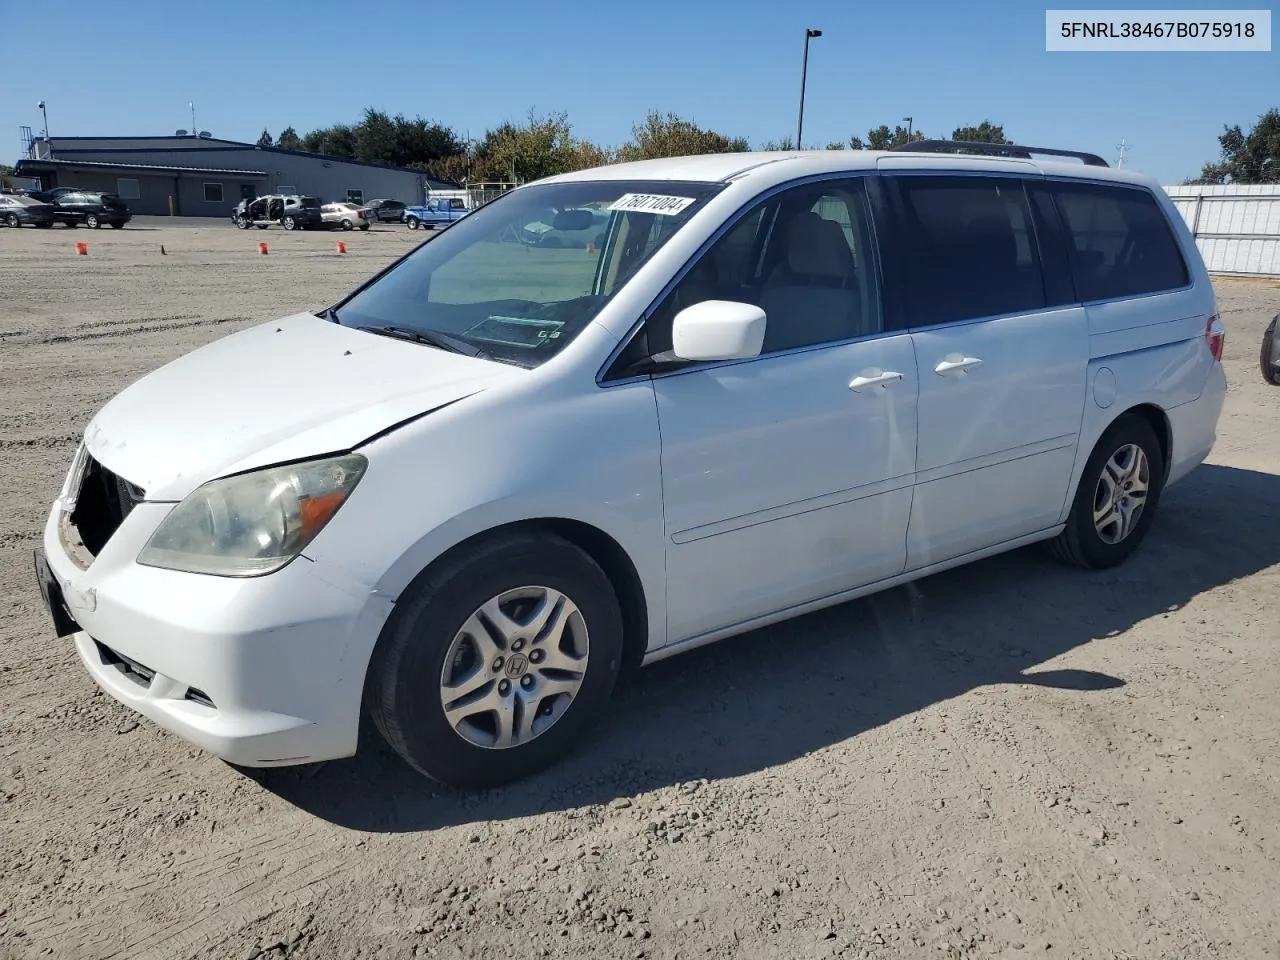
{"left": 336, "top": 241, "right": 347, "bottom": 254}
{"left": 75, "top": 242, "right": 88, "bottom": 255}
{"left": 258, "top": 241, "right": 269, "bottom": 255}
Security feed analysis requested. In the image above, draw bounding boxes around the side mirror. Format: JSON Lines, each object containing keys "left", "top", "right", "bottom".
{"left": 671, "top": 300, "right": 767, "bottom": 362}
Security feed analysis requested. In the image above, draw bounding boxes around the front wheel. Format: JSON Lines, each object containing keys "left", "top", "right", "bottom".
{"left": 365, "top": 531, "right": 623, "bottom": 788}
{"left": 5, "top": 213, "right": 19, "bottom": 228}
{"left": 1048, "top": 414, "right": 1165, "bottom": 569}
{"left": 406, "top": 216, "right": 419, "bottom": 230}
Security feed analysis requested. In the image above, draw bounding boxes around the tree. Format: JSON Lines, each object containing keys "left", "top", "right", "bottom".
{"left": 276, "top": 126, "right": 302, "bottom": 150}
{"left": 618, "top": 111, "right": 747, "bottom": 161}
{"left": 1188, "top": 108, "right": 1280, "bottom": 184}
{"left": 0, "top": 163, "right": 13, "bottom": 189}
{"left": 848, "top": 135, "right": 866, "bottom": 150}
{"left": 471, "top": 110, "right": 606, "bottom": 183}
{"left": 256, "top": 128, "right": 273, "bottom": 147}
{"left": 951, "top": 120, "right": 1008, "bottom": 144}
{"left": 301, "top": 124, "right": 357, "bottom": 158}
{"left": 865, "top": 124, "right": 924, "bottom": 150}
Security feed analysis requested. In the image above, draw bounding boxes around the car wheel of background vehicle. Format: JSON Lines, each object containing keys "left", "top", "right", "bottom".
{"left": 342, "top": 219, "right": 353, "bottom": 230}
{"left": 283, "top": 217, "right": 296, "bottom": 230}
{"left": 365, "top": 530, "right": 624, "bottom": 788}
{"left": 86, "top": 214, "right": 100, "bottom": 229}
{"left": 360, "top": 224, "right": 369, "bottom": 231}
{"left": 109, "top": 222, "right": 123, "bottom": 229}
{"left": 1048, "top": 414, "right": 1165, "bottom": 570}
{"left": 5, "top": 213, "right": 18, "bottom": 228}
{"left": 1261, "top": 315, "right": 1280, "bottom": 386}
{"left": 406, "top": 216, "right": 419, "bottom": 230}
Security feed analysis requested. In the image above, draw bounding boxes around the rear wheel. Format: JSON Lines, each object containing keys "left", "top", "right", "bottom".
{"left": 1261, "top": 314, "right": 1280, "bottom": 386}
{"left": 5, "top": 213, "right": 18, "bottom": 228}
{"left": 366, "top": 531, "right": 624, "bottom": 788}
{"left": 1048, "top": 414, "right": 1165, "bottom": 569}
{"left": 85, "top": 214, "right": 101, "bottom": 229}
{"left": 341, "top": 218, "right": 353, "bottom": 230}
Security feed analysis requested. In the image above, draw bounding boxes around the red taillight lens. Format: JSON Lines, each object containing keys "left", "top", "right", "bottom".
{"left": 1205, "top": 314, "right": 1225, "bottom": 362}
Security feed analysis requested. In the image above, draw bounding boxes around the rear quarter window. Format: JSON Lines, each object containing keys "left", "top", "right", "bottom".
{"left": 1052, "top": 182, "right": 1189, "bottom": 302}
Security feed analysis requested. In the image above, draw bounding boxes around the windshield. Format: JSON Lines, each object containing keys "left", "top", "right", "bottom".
{"left": 332, "top": 180, "right": 721, "bottom": 367}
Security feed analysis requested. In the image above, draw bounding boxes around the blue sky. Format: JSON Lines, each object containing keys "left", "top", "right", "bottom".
{"left": 4, "top": 0, "right": 1274, "bottom": 184}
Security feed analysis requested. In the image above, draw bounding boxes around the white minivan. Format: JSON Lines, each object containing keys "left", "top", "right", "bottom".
{"left": 36, "top": 143, "right": 1227, "bottom": 787}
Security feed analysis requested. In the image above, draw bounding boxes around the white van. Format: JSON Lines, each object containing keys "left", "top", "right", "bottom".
{"left": 36, "top": 143, "right": 1227, "bottom": 787}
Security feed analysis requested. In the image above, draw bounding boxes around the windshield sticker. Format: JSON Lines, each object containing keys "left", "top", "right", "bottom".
{"left": 467, "top": 316, "right": 566, "bottom": 348}
{"left": 607, "top": 193, "right": 696, "bottom": 216}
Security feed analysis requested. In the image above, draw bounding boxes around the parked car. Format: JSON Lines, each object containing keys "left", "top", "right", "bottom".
{"left": 0, "top": 194, "right": 56, "bottom": 228}
{"left": 35, "top": 143, "right": 1227, "bottom": 789}
{"left": 321, "top": 202, "right": 371, "bottom": 231}
{"left": 403, "top": 196, "right": 469, "bottom": 230}
{"left": 233, "top": 195, "right": 323, "bottom": 230}
{"left": 364, "top": 199, "right": 407, "bottom": 223}
{"left": 39, "top": 191, "right": 132, "bottom": 229}
{"left": 1263, "top": 314, "right": 1279, "bottom": 385}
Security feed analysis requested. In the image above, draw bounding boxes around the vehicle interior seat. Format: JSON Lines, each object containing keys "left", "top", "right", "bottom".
{"left": 759, "top": 210, "right": 864, "bottom": 352}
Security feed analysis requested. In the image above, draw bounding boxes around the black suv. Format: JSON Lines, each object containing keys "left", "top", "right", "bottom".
{"left": 365, "top": 199, "right": 407, "bottom": 222}
{"left": 36, "top": 191, "right": 132, "bottom": 229}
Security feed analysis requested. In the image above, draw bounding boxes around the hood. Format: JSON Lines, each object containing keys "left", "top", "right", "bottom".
{"left": 84, "top": 312, "right": 524, "bottom": 500}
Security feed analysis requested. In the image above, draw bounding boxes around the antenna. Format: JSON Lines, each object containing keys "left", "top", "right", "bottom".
{"left": 1116, "top": 138, "right": 1128, "bottom": 168}
{"left": 189, "top": 102, "right": 197, "bottom": 137}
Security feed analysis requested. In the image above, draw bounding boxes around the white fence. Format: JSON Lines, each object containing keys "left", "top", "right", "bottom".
{"left": 1164, "top": 184, "right": 1280, "bottom": 278}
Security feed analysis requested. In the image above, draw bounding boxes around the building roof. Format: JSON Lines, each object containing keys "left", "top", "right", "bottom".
{"left": 16, "top": 157, "right": 268, "bottom": 178}
{"left": 35, "top": 134, "right": 462, "bottom": 187}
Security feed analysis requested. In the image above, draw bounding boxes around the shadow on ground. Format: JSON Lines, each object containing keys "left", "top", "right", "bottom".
{"left": 257, "top": 463, "right": 1280, "bottom": 831}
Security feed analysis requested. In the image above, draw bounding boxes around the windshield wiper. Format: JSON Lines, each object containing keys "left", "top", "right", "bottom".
{"left": 356, "top": 324, "right": 489, "bottom": 359}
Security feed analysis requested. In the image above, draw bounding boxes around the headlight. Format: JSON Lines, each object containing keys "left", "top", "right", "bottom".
{"left": 137, "top": 453, "right": 367, "bottom": 577}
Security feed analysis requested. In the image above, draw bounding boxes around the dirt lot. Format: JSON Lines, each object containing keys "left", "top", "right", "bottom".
{"left": 1, "top": 222, "right": 1278, "bottom": 960}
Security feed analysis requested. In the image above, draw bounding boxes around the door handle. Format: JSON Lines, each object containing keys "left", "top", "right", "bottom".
{"left": 934, "top": 355, "right": 983, "bottom": 376}
{"left": 848, "top": 370, "right": 904, "bottom": 392}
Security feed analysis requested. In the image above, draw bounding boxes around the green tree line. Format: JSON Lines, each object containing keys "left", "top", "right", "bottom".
{"left": 252, "top": 109, "right": 1016, "bottom": 184}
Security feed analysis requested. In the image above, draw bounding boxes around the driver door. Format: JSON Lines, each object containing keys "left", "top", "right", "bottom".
{"left": 634, "top": 178, "right": 919, "bottom": 643}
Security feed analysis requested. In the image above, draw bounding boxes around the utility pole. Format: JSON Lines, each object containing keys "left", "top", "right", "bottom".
{"left": 190, "top": 102, "right": 197, "bottom": 137}
{"left": 796, "top": 28, "right": 822, "bottom": 149}
{"left": 1116, "top": 138, "right": 1128, "bottom": 168}
{"left": 903, "top": 116, "right": 913, "bottom": 141}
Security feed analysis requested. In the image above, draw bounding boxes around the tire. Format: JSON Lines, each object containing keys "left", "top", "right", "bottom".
{"left": 283, "top": 216, "right": 296, "bottom": 230}
{"left": 109, "top": 221, "right": 124, "bottom": 229}
{"left": 5, "top": 213, "right": 18, "bottom": 228}
{"left": 359, "top": 224, "right": 369, "bottom": 231}
{"left": 342, "top": 219, "right": 353, "bottom": 231}
{"left": 406, "top": 216, "right": 419, "bottom": 230}
{"left": 86, "top": 214, "right": 101, "bottom": 229}
{"left": 1261, "top": 314, "right": 1280, "bottom": 386}
{"left": 365, "top": 531, "right": 624, "bottom": 788}
{"left": 1048, "top": 414, "right": 1165, "bottom": 570}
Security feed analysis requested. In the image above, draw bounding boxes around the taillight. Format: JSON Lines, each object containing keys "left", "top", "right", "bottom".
{"left": 1205, "top": 314, "right": 1225, "bottom": 362}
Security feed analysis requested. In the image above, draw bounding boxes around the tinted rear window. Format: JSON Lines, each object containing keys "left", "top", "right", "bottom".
{"left": 301, "top": 197, "right": 320, "bottom": 208}
{"left": 1053, "top": 182, "right": 1188, "bottom": 301}
{"left": 893, "top": 176, "right": 1047, "bottom": 326}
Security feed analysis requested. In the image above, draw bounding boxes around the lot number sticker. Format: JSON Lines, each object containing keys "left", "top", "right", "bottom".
{"left": 608, "top": 193, "right": 697, "bottom": 216}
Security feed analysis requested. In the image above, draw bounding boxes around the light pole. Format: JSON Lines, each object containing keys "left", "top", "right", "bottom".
{"left": 36, "top": 100, "right": 48, "bottom": 139}
{"left": 903, "top": 116, "right": 913, "bottom": 141}
{"left": 796, "top": 27, "right": 822, "bottom": 149}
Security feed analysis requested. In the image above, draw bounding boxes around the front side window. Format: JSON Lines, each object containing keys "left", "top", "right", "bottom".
{"left": 1053, "top": 182, "right": 1189, "bottom": 301}
{"left": 333, "top": 180, "right": 721, "bottom": 367}
{"left": 892, "top": 176, "right": 1047, "bottom": 327}
{"left": 625, "top": 177, "right": 882, "bottom": 370}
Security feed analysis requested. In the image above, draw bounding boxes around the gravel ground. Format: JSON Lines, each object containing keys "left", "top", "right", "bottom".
{"left": 1, "top": 223, "right": 1279, "bottom": 960}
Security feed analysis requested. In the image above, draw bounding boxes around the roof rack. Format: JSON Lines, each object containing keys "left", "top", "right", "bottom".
{"left": 888, "top": 139, "right": 1109, "bottom": 167}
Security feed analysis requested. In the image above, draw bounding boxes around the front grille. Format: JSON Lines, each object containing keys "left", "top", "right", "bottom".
{"left": 95, "top": 639, "right": 155, "bottom": 688}
{"left": 69, "top": 455, "right": 145, "bottom": 556}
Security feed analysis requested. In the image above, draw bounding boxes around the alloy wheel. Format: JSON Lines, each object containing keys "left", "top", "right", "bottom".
{"left": 1093, "top": 443, "right": 1149, "bottom": 545}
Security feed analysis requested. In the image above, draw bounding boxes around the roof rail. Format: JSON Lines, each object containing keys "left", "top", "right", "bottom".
{"left": 888, "top": 139, "right": 1109, "bottom": 167}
